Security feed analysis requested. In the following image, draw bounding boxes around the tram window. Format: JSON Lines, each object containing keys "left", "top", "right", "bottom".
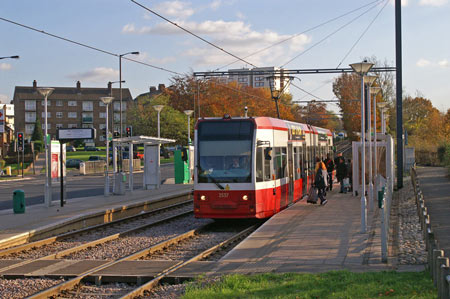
{"left": 281, "top": 147, "right": 287, "bottom": 178}
{"left": 256, "top": 148, "right": 263, "bottom": 182}
{"left": 294, "top": 147, "right": 300, "bottom": 180}
{"left": 264, "top": 150, "right": 271, "bottom": 181}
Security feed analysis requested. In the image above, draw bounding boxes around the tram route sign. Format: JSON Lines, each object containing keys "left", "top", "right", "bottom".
{"left": 57, "top": 128, "right": 96, "bottom": 141}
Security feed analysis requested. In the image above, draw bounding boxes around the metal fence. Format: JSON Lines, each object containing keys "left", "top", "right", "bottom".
{"left": 411, "top": 166, "right": 450, "bottom": 299}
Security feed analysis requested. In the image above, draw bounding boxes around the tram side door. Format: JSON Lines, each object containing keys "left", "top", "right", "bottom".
{"left": 287, "top": 143, "right": 294, "bottom": 204}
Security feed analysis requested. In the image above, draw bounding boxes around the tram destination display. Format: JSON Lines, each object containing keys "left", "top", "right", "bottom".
{"left": 57, "top": 128, "right": 96, "bottom": 140}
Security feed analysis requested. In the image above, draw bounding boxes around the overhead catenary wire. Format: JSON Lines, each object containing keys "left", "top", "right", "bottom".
{"left": 335, "top": 0, "right": 390, "bottom": 68}
{"left": 0, "top": 16, "right": 181, "bottom": 75}
{"left": 214, "top": 0, "right": 384, "bottom": 71}
{"left": 280, "top": 0, "right": 382, "bottom": 68}
{"left": 130, "top": 0, "right": 258, "bottom": 68}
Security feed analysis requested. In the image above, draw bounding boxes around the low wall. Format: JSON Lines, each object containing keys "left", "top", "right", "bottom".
{"left": 80, "top": 161, "right": 106, "bottom": 175}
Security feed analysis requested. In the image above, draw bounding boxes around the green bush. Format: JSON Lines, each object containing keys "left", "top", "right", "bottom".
{"left": 33, "top": 141, "right": 44, "bottom": 153}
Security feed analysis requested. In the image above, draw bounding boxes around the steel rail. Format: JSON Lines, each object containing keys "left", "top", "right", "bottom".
{"left": 0, "top": 209, "right": 193, "bottom": 274}
{"left": 0, "top": 199, "right": 192, "bottom": 257}
{"left": 119, "top": 225, "right": 257, "bottom": 299}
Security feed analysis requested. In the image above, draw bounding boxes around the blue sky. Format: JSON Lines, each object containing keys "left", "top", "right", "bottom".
{"left": 1, "top": 0, "right": 449, "bottom": 113}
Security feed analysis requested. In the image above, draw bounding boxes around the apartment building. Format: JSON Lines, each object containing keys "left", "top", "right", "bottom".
{"left": 0, "top": 104, "right": 14, "bottom": 157}
{"left": 227, "top": 66, "right": 291, "bottom": 93}
{"left": 13, "top": 80, "right": 133, "bottom": 146}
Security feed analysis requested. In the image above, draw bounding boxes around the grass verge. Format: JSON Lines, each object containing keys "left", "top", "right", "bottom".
{"left": 183, "top": 271, "right": 436, "bottom": 299}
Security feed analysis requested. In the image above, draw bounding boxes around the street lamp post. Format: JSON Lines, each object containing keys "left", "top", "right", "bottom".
{"left": 100, "top": 96, "right": 114, "bottom": 196}
{"left": 37, "top": 87, "right": 55, "bottom": 207}
{"left": 268, "top": 75, "right": 294, "bottom": 119}
{"left": 0, "top": 55, "right": 19, "bottom": 60}
{"left": 153, "top": 105, "right": 164, "bottom": 138}
{"left": 378, "top": 102, "right": 388, "bottom": 134}
{"left": 364, "top": 75, "right": 377, "bottom": 210}
{"left": 371, "top": 87, "right": 381, "bottom": 192}
{"left": 184, "top": 110, "right": 194, "bottom": 145}
{"left": 350, "top": 61, "right": 374, "bottom": 233}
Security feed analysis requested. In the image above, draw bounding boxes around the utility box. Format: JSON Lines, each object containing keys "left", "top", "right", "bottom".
{"left": 113, "top": 172, "right": 126, "bottom": 195}
{"left": 13, "top": 189, "right": 25, "bottom": 214}
{"left": 174, "top": 148, "right": 190, "bottom": 184}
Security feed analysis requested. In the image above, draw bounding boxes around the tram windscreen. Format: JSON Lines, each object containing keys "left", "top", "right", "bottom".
{"left": 197, "top": 120, "right": 253, "bottom": 183}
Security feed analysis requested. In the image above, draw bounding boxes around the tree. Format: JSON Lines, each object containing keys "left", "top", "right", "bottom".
{"left": 295, "top": 100, "right": 328, "bottom": 127}
{"left": 31, "top": 118, "right": 43, "bottom": 142}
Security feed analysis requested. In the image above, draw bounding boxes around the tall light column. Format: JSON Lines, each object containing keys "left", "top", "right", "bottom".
{"left": 364, "top": 75, "right": 377, "bottom": 210}
{"left": 119, "top": 52, "right": 139, "bottom": 172}
{"left": 37, "top": 87, "right": 55, "bottom": 207}
{"left": 371, "top": 87, "right": 381, "bottom": 192}
{"left": 184, "top": 110, "right": 194, "bottom": 145}
{"left": 153, "top": 105, "right": 164, "bottom": 138}
{"left": 378, "top": 102, "right": 388, "bottom": 134}
{"left": 100, "top": 96, "right": 114, "bottom": 196}
{"left": 350, "top": 61, "right": 374, "bottom": 233}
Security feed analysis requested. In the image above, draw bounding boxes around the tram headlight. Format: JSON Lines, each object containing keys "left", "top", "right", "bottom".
{"left": 242, "top": 195, "right": 248, "bottom": 201}
{"left": 200, "top": 195, "right": 206, "bottom": 201}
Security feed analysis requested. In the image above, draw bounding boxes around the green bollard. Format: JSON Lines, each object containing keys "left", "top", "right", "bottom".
{"left": 13, "top": 189, "right": 25, "bottom": 214}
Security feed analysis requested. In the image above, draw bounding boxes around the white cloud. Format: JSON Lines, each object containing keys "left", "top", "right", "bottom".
{"left": 210, "top": 0, "right": 222, "bottom": 10}
{"left": 416, "top": 59, "right": 431, "bottom": 67}
{"left": 67, "top": 67, "right": 119, "bottom": 83}
{"left": 153, "top": 1, "right": 195, "bottom": 19}
{"left": 439, "top": 59, "right": 449, "bottom": 67}
{"left": 0, "top": 63, "right": 12, "bottom": 71}
{"left": 419, "top": 0, "right": 448, "bottom": 6}
{"left": 236, "top": 11, "right": 245, "bottom": 19}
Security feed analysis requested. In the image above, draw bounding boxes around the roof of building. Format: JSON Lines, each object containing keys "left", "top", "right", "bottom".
{"left": 13, "top": 81, "right": 133, "bottom": 102}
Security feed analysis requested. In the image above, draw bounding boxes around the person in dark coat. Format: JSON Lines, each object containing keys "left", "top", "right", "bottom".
{"left": 336, "top": 155, "right": 348, "bottom": 193}
{"left": 314, "top": 157, "right": 328, "bottom": 205}
{"left": 323, "top": 153, "right": 335, "bottom": 191}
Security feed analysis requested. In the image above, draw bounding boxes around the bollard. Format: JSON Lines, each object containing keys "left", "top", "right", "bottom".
{"left": 428, "top": 237, "right": 436, "bottom": 272}
{"left": 433, "top": 250, "right": 444, "bottom": 286}
{"left": 446, "top": 275, "right": 450, "bottom": 299}
{"left": 438, "top": 259, "right": 449, "bottom": 299}
{"left": 13, "top": 190, "right": 25, "bottom": 214}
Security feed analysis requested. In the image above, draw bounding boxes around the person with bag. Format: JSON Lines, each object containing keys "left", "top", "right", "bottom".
{"left": 314, "top": 157, "right": 328, "bottom": 205}
{"left": 323, "top": 153, "right": 335, "bottom": 191}
{"left": 336, "top": 156, "right": 348, "bottom": 194}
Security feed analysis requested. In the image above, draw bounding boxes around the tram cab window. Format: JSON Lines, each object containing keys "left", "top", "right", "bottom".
{"left": 256, "top": 148, "right": 263, "bottom": 182}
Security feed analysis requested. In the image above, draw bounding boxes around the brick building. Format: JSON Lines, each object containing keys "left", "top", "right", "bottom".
{"left": 0, "top": 104, "right": 14, "bottom": 158}
{"left": 13, "top": 80, "right": 133, "bottom": 146}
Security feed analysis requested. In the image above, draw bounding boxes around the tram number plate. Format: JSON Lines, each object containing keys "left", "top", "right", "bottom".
{"left": 218, "top": 193, "right": 229, "bottom": 198}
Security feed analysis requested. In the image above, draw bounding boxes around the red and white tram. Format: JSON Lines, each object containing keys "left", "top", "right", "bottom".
{"left": 193, "top": 116, "right": 333, "bottom": 219}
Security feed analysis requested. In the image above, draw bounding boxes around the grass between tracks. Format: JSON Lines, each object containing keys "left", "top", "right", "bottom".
{"left": 183, "top": 270, "right": 436, "bottom": 299}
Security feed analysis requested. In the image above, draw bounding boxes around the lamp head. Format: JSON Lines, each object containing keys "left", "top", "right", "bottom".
{"left": 349, "top": 60, "right": 374, "bottom": 75}
{"left": 184, "top": 109, "right": 194, "bottom": 116}
{"left": 364, "top": 75, "right": 378, "bottom": 86}
{"left": 377, "top": 101, "right": 388, "bottom": 109}
{"left": 100, "top": 96, "right": 114, "bottom": 105}
{"left": 37, "top": 87, "right": 55, "bottom": 98}
{"left": 153, "top": 105, "right": 164, "bottom": 112}
{"left": 370, "top": 86, "right": 381, "bottom": 96}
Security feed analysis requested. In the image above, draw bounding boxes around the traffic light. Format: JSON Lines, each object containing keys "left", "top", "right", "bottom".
{"left": 17, "top": 132, "right": 24, "bottom": 151}
{"left": 126, "top": 126, "right": 132, "bottom": 137}
{"left": 102, "top": 128, "right": 107, "bottom": 136}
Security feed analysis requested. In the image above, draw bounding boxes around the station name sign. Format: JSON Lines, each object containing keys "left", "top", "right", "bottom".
{"left": 57, "top": 128, "right": 96, "bottom": 141}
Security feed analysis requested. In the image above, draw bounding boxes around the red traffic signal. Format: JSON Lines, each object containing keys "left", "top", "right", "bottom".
{"left": 126, "top": 126, "right": 132, "bottom": 137}
{"left": 17, "top": 132, "right": 24, "bottom": 150}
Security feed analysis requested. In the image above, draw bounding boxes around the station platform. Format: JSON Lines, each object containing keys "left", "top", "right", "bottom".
{"left": 0, "top": 183, "right": 193, "bottom": 249}
{"left": 208, "top": 187, "right": 395, "bottom": 274}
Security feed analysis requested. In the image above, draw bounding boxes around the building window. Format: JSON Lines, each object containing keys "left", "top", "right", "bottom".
{"left": 25, "top": 112, "right": 36, "bottom": 123}
{"left": 82, "top": 101, "right": 93, "bottom": 111}
{"left": 56, "top": 112, "right": 63, "bottom": 118}
{"left": 99, "top": 135, "right": 106, "bottom": 141}
{"left": 113, "top": 113, "right": 120, "bottom": 122}
{"left": 99, "top": 101, "right": 106, "bottom": 107}
{"left": 99, "top": 112, "right": 106, "bottom": 119}
{"left": 113, "top": 102, "right": 120, "bottom": 111}
{"left": 68, "top": 101, "right": 77, "bottom": 107}
{"left": 238, "top": 77, "right": 248, "bottom": 82}
{"left": 82, "top": 124, "right": 93, "bottom": 129}
{"left": 255, "top": 76, "right": 264, "bottom": 81}
{"left": 68, "top": 124, "right": 77, "bottom": 128}
{"left": 25, "top": 100, "right": 36, "bottom": 111}
{"left": 41, "top": 112, "right": 52, "bottom": 118}
{"left": 255, "top": 82, "right": 264, "bottom": 87}
{"left": 68, "top": 112, "right": 77, "bottom": 118}
{"left": 25, "top": 124, "right": 35, "bottom": 134}
{"left": 99, "top": 123, "right": 106, "bottom": 129}
{"left": 42, "top": 123, "right": 51, "bottom": 129}
{"left": 56, "top": 100, "right": 63, "bottom": 107}
{"left": 56, "top": 124, "right": 63, "bottom": 129}
{"left": 41, "top": 100, "right": 51, "bottom": 106}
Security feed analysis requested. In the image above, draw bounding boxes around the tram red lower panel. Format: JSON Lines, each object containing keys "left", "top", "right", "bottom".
{"left": 293, "top": 179, "right": 303, "bottom": 203}
{"left": 195, "top": 184, "right": 292, "bottom": 219}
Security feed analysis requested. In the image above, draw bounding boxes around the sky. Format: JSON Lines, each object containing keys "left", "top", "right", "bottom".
{"left": 1, "top": 0, "right": 449, "bottom": 114}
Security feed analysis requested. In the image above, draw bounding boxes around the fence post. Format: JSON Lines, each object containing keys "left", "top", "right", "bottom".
{"left": 437, "top": 258, "right": 449, "bottom": 299}
{"left": 433, "top": 249, "right": 444, "bottom": 286}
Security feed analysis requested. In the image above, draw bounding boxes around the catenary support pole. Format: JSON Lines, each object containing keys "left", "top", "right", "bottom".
{"left": 395, "top": 0, "right": 403, "bottom": 189}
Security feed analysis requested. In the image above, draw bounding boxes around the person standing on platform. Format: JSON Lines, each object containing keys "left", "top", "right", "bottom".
{"left": 324, "top": 153, "right": 335, "bottom": 191}
{"left": 336, "top": 155, "right": 348, "bottom": 193}
{"left": 314, "top": 157, "right": 328, "bottom": 205}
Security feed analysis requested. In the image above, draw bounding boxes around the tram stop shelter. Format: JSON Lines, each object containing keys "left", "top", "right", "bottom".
{"left": 111, "top": 136, "right": 175, "bottom": 193}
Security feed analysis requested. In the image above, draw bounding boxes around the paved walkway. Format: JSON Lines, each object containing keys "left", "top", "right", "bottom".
{"left": 416, "top": 166, "right": 450, "bottom": 257}
{"left": 211, "top": 187, "right": 392, "bottom": 274}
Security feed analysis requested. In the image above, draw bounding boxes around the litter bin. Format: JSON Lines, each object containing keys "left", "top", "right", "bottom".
{"left": 5, "top": 166, "right": 11, "bottom": 176}
{"left": 13, "top": 189, "right": 25, "bottom": 214}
